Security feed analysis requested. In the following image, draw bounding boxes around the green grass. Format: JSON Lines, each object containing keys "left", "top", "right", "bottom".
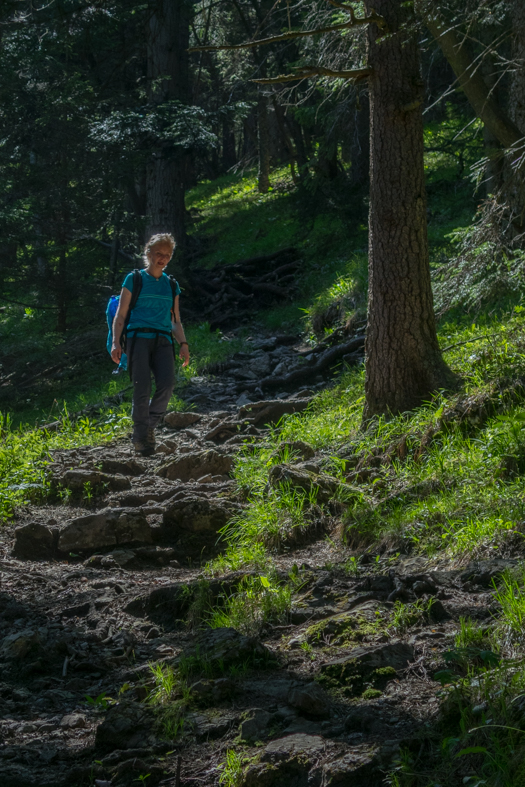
{"left": 494, "top": 567, "right": 525, "bottom": 647}
{"left": 206, "top": 574, "right": 292, "bottom": 636}
{"left": 204, "top": 310, "right": 525, "bottom": 571}
{"left": 0, "top": 404, "right": 131, "bottom": 521}
{"left": 147, "top": 662, "right": 192, "bottom": 741}
{"left": 218, "top": 749, "right": 252, "bottom": 787}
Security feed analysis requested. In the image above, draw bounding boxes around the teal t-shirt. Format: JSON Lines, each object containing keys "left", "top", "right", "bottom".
{"left": 122, "top": 269, "right": 181, "bottom": 341}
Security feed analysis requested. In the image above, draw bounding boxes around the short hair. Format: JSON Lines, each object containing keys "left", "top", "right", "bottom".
{"left": 143, "top": 233, "right": 176, "bottom": 266}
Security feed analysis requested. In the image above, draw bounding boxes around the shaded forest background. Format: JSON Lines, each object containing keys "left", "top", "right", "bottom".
{"left": 0, "top": 0, "right": 524, "bottom": 423}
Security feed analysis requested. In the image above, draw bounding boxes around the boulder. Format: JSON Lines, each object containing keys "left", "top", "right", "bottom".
{"left": 249, "top": 354, "right": 272, "bottom": 377}
{"left": 287, "top": 682, "right": 331, "bottom": 718}
{"left": 57, "top": 508, "right": 151, "bottom": 553}
{"left": 184, "top": 627, "right": 271, "bottom": 669}
{"left": 162, "top": 497, "right": 239, "bottom": 536}
{"left": 240, "top": 709, "right": 272, "bottom": 741}
{"left": 190, "top": 678, "right": 236, "bottom": 705}
{"left": 186, "top": 710, "right": 238, "bottom": 741}
{"left": 60, "top": 713, "right": 87, "bottom": 729}
{"left": 261, "top": 733, "right": 326, "bottom": 763}
{"left": 99, "top": 458, "right": 145, "bottom": 476}
{"left": 13, "top": 522, "right": 57, "bottom": 560}
{"left": 156, "top": 450, "right": 233, "bottom": 482}
{"left": 245, "top": 736, "right": 379, "bottom": 786}
{"left": 94, "top": 701, "right": 154, "bottom": 754}
{"left": 60, "top": 469, "right": 131, "bottom": 492}
{"left": 1, "top": 629, "right": 42, "bottom": 660}
{"left": 164, "top": 411, "right": 202, "bottom": 429}
{"left": 318, "top": 747, "right": 380, "bottom": 786}
{"left": 243, "top": 734, "right": 327, "bottom": 787}
{"left": 321, "top": 642, "right": 414, "bottom": 695}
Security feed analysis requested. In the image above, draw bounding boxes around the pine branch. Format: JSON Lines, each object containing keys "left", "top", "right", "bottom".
{"left": 188, "top": 9, "right": 388, "bottom": 53}
{"left": 327, "top": 0, "right": 388, "bottom": 31}
{"left": 251, "top": 66, "right": 372, "bottom": 84}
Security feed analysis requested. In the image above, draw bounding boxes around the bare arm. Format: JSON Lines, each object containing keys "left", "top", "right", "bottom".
{"left": 171, "top": 295, "right": 190, "bottom": 368}
{"left": 111, "top": 287, "right": 132, "bottom": 363}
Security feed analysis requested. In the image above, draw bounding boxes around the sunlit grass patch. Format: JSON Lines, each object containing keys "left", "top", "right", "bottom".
{"left": 0, "top": 405, "right": 131, "bottom": 521}
{"left": 218, "top": 318, "right": 525, "bottom": 565}
{"left": 206, "top": 574, "right": 292, "bottom": 636}
{"left": 494, "top": 565, "right": 525, "bottom": 647}
{"left": 221, "top": 482, "right": 322, "bottom": 552}
{"left": 455, "top": 617, "right": 489, "bottom": 650}
{"left": 186, "top": 167, "right": 299, "bottom": 267}
{"left": 147, "top": 662, "right": 191, "bottom": 740}
{"left": 302, "top": 253, "right": 368, "bottom": 337}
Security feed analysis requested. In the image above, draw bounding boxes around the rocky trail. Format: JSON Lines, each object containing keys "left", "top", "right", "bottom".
{"left": 0, "top": 333, "right": 510, "bottom": 787}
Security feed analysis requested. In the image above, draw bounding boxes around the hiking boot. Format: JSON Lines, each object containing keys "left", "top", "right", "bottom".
{"left": 133, "top": 438, "right": 155, "bottom": 457}
{"left": 147, "top": 428, "right": 156, "bottom": 448}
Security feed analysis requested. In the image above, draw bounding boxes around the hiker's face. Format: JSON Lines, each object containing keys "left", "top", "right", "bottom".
{"left": 149, "top": 245, "right": 172, "bottom": 272}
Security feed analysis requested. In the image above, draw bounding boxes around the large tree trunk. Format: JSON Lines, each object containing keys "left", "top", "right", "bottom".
{"left": 481, "top": 59, "right": 503, "bottom": 198}
{"left": 363, "top": 0, "right": 452, "bottom": 420}
{"left": 55, "top": 243, "right": 68, "bottom": 333}
{"left": 146, "top": 0, "right": 191, "bottom": 250}
{"left": 421, "top": 1, "right": 525, "bottom": 237}
{"left": 350, "top": 93, "right": 370, "bottom": 189}
{"left": 257, "top": 88, "right": 271, "bottom": 193}
{"left": 504, "top": 0, "right": 525, "bottom": 233}
{"left": 421, "top": 1, "right": 521, "bottom": 149}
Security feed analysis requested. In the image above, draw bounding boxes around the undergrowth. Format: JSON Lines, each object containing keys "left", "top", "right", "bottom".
{"left": 0, "top": 405, "right": 131, "bottom": 521}
{"left": 209, "top": 310, "right": 525, "bottom": 571}
{"left": 206, "top": 574, "right": 293, "bottom": 635}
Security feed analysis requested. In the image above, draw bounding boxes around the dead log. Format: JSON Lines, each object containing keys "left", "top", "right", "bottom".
{"left": 238, "top": 398, "right": 312, "bottom": 426}
{"left": 250, "top": 282, "right": 290, "bottom": 297}
{"left": 258, "top": 261, "right": 301, "bottom": 281}
{"left": 249, "top": 336, "right": 365, "bottom": 390}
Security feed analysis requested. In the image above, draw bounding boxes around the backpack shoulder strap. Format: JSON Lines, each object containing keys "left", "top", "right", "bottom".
{"left": 168, "top": 276, "right": 179, "bottom": 312}
{"left": 129, "top": 269, "right": 143, "bottom": 312}
{"left": 119, "top": 269, "right": 143, "bottom": 350}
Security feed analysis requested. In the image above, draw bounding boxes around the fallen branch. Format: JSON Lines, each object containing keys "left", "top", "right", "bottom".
{"left": 441, "top": 332, "right": 503, "bottom": 353}
{"left": 249, "top": 335, "right": 365, "bottom": 390}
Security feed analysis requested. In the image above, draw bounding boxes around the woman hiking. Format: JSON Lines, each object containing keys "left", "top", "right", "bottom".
{"left": 111, "top": 233, "right": 190, "bottom": 456}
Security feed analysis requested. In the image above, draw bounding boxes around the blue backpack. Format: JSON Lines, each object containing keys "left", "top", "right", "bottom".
{"left": 106, "top": 270, "right": 143, "bottom": 373}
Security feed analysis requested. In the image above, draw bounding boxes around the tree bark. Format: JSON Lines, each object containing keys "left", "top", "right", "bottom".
{"left": 257, "top": 88, "right": 271, "bottom": 193}
{"left": 222, "top": 118, "right": 237, "bottom": 172}
{"left": 146, "top": 0, "right": 191, "bottom": 250}
{"left": 55, "top": 243, "right": 68, "bottom": 333}
{"left": 481, "top": 59, "right": 503, "bottom": 198}
{"left": 503, "top": 0, "right": 525, "bottom": 232}
{"left": 350, "top": 93, "right": 370, "bottom": 189}
{"left": 420, "top": 1, "right": 521, "bottom": 149}
{"left": 363, "top": 0, "right": 453, "bottom": 420}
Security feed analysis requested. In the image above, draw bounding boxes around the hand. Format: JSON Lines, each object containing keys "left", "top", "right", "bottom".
{"left": 111, "top": 344, "right": 122, "bottom": 364}
{"left": 179, "top": 343, "right": 190, "bottom": 368}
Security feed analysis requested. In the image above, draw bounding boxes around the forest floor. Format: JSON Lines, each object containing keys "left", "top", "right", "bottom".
{"left": 3, "top": 317, "right": 525, "bottom": 787}
{"left": 3, "top": 151, "right": 525, "bottom": 786}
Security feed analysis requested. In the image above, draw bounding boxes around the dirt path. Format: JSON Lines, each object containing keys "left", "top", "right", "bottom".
{"left": 0, "top": 349, "right": 508, "bottom": 787}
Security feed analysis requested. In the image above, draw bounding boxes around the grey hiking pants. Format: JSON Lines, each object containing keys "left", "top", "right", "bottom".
{"left": 127, "top": 335, "right": 175, "bottom": 442}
